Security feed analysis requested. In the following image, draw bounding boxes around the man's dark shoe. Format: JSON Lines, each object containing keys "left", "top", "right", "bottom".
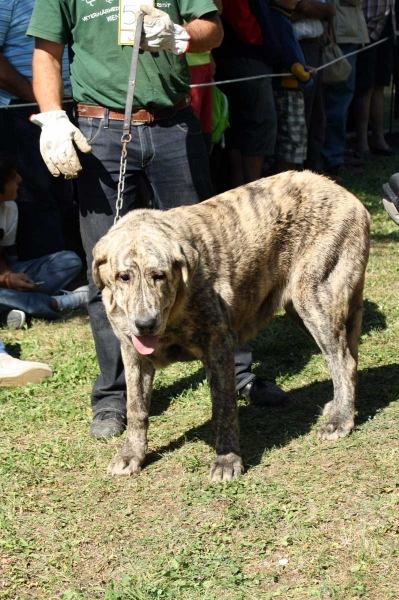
{"left": 89, "top": 411, "right": 127, "bottom": 438}
{"left": 240, "top": 379, "right": 288, "bottom": 407}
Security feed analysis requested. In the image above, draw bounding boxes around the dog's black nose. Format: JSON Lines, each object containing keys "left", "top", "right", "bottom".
{"left": 135, "top": 316, "right": 158, "bottom": 333}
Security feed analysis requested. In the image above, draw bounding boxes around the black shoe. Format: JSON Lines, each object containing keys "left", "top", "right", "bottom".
{"left": 370, "top": 145, "right": 396, "bottom": 157}
{"left": 89, "top": 411, "right": 127, "bottom": 438}
{"left": 240, "top": 379, "right": 288, "bottom": 407}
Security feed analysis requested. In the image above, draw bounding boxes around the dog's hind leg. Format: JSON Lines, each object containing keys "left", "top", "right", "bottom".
{"left": 284, "top": 300, "right": 312, "bottom": 339}
{"left": 107, "top": 343, "right": 155, "bottom": 476}
{"left": 204, "top": 332, "right": 244, "bottom": 483}
{"left": 291, "top": 272, "right": 365, "bottom": 441}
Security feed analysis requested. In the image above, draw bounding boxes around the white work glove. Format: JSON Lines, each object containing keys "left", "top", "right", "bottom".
{"left": 30, "top": 110, "right": 91, "bottom": 179}
{"left": 140, "top": 4, "right": 191, "bottom": 55}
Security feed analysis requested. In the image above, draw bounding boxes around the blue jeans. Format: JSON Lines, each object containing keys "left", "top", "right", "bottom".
{"left": 0, "top": 251, "right": 82, "bottom": 320}
{"left": 322, "top": 44, "right": 358, "bottom": 170}
{"left": 76, "top": 106, "right": 257, "bottom": 414}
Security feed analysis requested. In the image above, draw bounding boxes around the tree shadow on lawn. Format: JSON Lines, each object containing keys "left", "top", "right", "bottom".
{"left": 146, "top": 300, "right": 396, "bottom": 471}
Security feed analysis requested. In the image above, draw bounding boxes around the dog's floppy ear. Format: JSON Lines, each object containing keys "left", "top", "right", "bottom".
{"left": 92, "top": 235, "right": 112, "bottom": 291}
{"left": 174, "top": 241, "right": 198, "bottom": 285}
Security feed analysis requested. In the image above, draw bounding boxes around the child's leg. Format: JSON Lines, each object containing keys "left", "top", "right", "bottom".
{"left": 7, "top": 251, "right": 82, "bottom": 296}
{"left": 274, "top": 89, "right": 307, "bottom": 173}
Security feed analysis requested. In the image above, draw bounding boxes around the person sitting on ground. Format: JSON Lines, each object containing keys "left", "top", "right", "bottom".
{"left": 0, "top": 337, "right": 52, "bottom": 385}
{"left": 0, "top": 153, "right": 88, "bottom": 326}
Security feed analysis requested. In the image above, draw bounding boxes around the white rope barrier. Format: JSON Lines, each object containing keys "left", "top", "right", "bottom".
{"left": 0, "top": 34, "right": 392, "bottom": 107}
{"left": 191, "top": 35, "right": 391, "bottom": 88}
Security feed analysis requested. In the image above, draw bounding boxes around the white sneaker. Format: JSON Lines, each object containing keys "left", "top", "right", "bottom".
{"left": 52, "top": 284, "right": 89, "bottom": 312}
{"left": 0, "top": 354, "right": 52, "bottom": 386}
{"left": 6, "top": 309, "right": 26, "bottom": 329}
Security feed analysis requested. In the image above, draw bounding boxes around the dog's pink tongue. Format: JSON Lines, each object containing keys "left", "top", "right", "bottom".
{"left": 132, "top": 334, "right": 159, "bottom": 355}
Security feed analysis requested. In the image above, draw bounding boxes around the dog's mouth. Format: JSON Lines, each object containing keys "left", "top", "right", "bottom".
{"left": 132, "top": 334, "right": 159, "bottom": 355}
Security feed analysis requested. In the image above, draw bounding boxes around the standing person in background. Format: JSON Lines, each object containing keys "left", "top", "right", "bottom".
{"left": 0, "top": 0, "right": 73, "bottom": 260}
{"left": 186, "top": 0, "right": 222, "bottom": 153}
{"left": 292, "top": 0, "right": 335, "bottom": 173}
{"left": 321, "top": 0, "right": 369, "bottom": 178}
{"left": 187, "top": 50, "right": 214, "bottom": 153}
{"left": 28, "top": 0, "right": 287, "bottom": 440}
{"left": 269, "top": 0, "right": 314, "bottom": 173}
{"left": 352, "top": 0, "right": 395, "bottom": 159}
{"left": 213, "top": 0, "right": 281, "bottom": 187}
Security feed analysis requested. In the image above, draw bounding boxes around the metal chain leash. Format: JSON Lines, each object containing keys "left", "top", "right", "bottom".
{"left": 114, "top": 11, "right": 144, "bottom": 226}
{"left": 115, "top": 137, "right": 131, "bottom": 225}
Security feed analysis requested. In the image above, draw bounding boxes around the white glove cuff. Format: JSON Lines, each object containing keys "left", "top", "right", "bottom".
{"left": 30, "top": 110, "right": 68, "bottom": 128}
{"left": 170, "top": 24, "right": 191, "bottom": 55}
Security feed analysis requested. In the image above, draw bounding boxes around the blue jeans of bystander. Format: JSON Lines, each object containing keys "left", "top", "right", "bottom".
{"left": 322, "top": 44, "right": 358, "bottom": 170}
{"left": 0, "top": 251, "right": 82, "bottom": 320}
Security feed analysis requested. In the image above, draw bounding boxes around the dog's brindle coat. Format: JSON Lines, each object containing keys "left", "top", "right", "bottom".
{"left": 93, "top": 171, "right": 370, "bottom": 482}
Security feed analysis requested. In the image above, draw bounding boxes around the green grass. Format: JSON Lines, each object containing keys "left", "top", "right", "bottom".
{"left": 2, "top": 149, "right": 399, "bottom": 599}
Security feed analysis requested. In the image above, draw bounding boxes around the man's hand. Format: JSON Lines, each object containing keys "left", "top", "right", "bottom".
{"left": 140, "top": 4, "right": 191, "bottom": 55}
{"left": 0, "top": 272, "right": 39, "bottom": 292}
{"left": 30, "top": 110, "right": 91, "bottom": 179}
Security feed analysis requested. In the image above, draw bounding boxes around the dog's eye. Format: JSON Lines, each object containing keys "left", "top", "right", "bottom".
{"left": 153, "top": 273, "right": 165, "bottom": 283}
{"left": 118, "top": 273, "right": 130, "bottom": 283}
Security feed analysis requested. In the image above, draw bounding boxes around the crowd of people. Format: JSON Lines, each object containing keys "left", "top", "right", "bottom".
{"left": 0, "top": 1, "right": 397, "bottom": 433}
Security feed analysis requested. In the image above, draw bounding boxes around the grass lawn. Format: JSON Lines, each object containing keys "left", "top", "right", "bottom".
{"left": 1, "top": 148, "right": 399, "bottom": 600}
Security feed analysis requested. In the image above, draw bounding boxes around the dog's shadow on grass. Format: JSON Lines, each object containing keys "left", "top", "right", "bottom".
{"left": 146, "top": 362, "right": 399, "bottom": 472}
{"left": 150, "top": 299, "right": 387, "bottom": 417}
{"left": 146, "top": 299, "right": 395, "bottom": 471}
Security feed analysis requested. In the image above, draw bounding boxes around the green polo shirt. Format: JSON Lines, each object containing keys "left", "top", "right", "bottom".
{"left": 27, "top": 0, "right": 217, "bottom": 109}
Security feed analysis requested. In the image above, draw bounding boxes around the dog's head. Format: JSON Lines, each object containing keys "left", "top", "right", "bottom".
{"left": 92, "top": 215, "right": 198, "bottom": 355}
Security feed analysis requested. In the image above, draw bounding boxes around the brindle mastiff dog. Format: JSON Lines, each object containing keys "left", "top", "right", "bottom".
{"left": 93, "top": 170, "right": 370, "bottom": 482}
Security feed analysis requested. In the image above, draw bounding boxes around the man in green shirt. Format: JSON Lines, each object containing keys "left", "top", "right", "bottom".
{"left": 27, "top": 0, "right": 286, "bottom": 439}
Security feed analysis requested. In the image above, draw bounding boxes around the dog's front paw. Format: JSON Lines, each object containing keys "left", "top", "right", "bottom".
{"left": 107, "top": 451, "right": 144, "bottom": 476}
{"left": 318, "top": 418, "right": 354, "bottom": 441}
{"left": 210, "top": 453, "right": 244, "bottom": 483}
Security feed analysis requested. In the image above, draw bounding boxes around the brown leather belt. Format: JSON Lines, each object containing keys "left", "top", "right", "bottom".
{"left": 77, "top": 95, "right": 190, "bottom": 123}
